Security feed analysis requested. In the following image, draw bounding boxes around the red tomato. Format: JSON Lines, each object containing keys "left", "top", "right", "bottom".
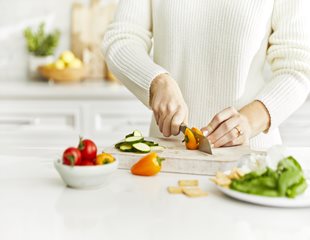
{"left": 80, "top": 160, "right": 95, "bottom": 166}
{"left": 63, "top": 147, "right": 82, "bottom": 166}
{"left": 78, "top": 138, "right": 97, "bottom": 162}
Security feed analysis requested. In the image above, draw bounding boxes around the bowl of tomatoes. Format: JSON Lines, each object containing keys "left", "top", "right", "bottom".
{"left": 54, "top": 137, "right": 118, "bottom": 189}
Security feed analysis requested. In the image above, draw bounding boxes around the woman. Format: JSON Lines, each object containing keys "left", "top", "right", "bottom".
{"left": 103, "top": 0, "right": 310, "bottom": 149}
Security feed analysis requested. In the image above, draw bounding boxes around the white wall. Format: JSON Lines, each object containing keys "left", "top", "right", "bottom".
{"left": 0, "top": 0, "right": 309, "bottom": 147}
{"left": 0, "top": 0, "right": 115, "bottom": 82}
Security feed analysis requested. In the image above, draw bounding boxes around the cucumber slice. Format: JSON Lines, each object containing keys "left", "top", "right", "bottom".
{"left": 115, "top": 141, "right": 125, "bottom": 149}
{"left": 142, "top": 140, "right": 159, "bottom": 147}
{"left": 132, "top": 142, "right": 151, "bottom": 153}
{"left": 125, "top": 133, "right": 133, "bottom": 138}
{"left": 150, "top": 146, "right": 165, "bottom": 152}
{"left": 125, "top": 130, "right": 142, "bottom": 138}
{"left": 125, "top": 136, "right": 144, "bottom": 143}
{"left": 133, "top": 130, "right": 142, "bottom": 137}
{"left": 120, "top": 143, "right": 133, "bottom": 152}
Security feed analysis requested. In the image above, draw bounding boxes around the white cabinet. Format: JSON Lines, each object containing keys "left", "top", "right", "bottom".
{"left": 0, "top": 101, "right": 81, "bottom": 147}
{"left": 0, "top": 83, "right": 152, "bottom": 148}
{"left": 89, "top": 101, "right": 152, "bottom": 145}
{"left": 0, "top": 103, "right": 80, "bottom": 132}
{"left": 0, "top": 82, "right": 309, "bottom": 148}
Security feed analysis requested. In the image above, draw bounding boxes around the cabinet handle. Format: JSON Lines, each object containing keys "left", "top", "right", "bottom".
{"left": 127, "top": 120, "right": 150, "bottom": 125}
{"left": 0, "top": 118, "right": 37, "bottom": 126}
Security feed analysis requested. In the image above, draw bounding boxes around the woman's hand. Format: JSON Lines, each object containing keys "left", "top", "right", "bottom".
{"left": 150, "top": 74, "right": 188, "bottom": 137}
{"left": 201, "top": 101, "right": 271, "bottom": 148}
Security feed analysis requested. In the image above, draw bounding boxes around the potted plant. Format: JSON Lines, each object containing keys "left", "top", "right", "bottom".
{"left": 24, "top": 23, "right": 60, "bottom": 80}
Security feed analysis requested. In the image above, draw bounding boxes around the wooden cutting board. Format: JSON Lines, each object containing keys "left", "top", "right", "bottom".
{"left": 104, "top": 138, "right": 264, "bottom": 175}
{"left": 71, "top": 0, "right": 117, "bottom": 80}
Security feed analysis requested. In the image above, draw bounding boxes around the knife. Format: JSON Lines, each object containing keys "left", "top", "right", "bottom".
{"left": 180, "top": 123, "right": 213, "bottom": 155}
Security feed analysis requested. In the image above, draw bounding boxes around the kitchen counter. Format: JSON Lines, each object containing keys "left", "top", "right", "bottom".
{"left": 0, "top": 80, "right": 135, "bottom": 100}
{"left": 0, "top": 147, "right": 310, "bottom": 240}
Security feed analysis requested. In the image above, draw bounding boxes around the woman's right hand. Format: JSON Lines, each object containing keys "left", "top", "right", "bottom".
{"left": 150, "top": 74, "right": 188, "bottom": 137}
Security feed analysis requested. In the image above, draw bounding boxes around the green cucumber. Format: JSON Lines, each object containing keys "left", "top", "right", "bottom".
{"left": 133, "top": 130, "right": 142, "bottom": 137}
{"left": 150, "top": 146, "right": 165, "bottom": 151}
{"left": 125, "top": 130, "right": 142, "bottom": 138}
{"left": 132, "top": 142, "right": 151, "bottom": 153}
{"left": 142, "top": 140, "right": 159, "bottom": 147}
{"left": 120, "top": 143, "right": 133, "bottom": 152}
{"left": 125, "top": 133, "right": 133, "bottom": 138}
{"left": 116, "top": 130, "right": 165, "bottom": 153}
{"left": 125, "top": 136, "right": 144, "bottom": 143}
{"left": 115, "top": 141, "right": 125, "bottom": 149}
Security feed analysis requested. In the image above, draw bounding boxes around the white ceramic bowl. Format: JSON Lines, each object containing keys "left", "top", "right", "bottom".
{"left": 54, "top": 159, "right": 118, "bottom": 189}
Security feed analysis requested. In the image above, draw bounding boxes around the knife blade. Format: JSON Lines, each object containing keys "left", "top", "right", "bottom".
{"left": 180, "top": 123, "right": 213, "bottom": 154}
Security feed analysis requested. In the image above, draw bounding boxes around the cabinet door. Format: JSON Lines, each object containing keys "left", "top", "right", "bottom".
{"left": 280, "top": 101, "right": 310, "bottom": 147}
{"left": 88, "top": 100, "right": 152, "bottom": 146}
{"left": 0, "top": 101, "right": 81, "bottom": 147}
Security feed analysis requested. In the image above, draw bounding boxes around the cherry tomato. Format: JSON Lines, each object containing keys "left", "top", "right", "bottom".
{"left": 63, "top": 147, "right": 82, "bottom": 166}
{"left": 80, "top": 160, "right": 95, "bottom": 166}
{"left": 78, "top": 137, "right": 97, "bottom": 162}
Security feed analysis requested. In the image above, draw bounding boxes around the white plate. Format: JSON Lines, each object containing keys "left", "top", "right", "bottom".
{"left": 216, "top": 181, "right": 310, "bottom": 208}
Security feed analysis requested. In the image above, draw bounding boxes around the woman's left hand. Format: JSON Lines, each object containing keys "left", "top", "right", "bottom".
{"left": 201, "top": 101, "right": 271, "bottom": 148}
{"left": 201, "top": 107, "right": 252, "bottom": 148}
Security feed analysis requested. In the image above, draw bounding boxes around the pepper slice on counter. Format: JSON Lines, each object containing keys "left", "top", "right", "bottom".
{"left": 183, "top": 127, "right": 199, "bottom": 150}
{"left": 96, "top": 153, "right": 115, "bottom": 165}
{"left": 131, "top": 152, "right": 165, "bottom": 176}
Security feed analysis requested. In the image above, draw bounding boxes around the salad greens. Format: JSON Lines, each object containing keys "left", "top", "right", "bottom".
{"left": 230, "top": 156, "right": 307, "bottom": 198}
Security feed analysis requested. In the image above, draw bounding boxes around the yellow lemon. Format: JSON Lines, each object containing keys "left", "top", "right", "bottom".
{"left": 68, "top": 58, "right": 83, "bottom": 69}
{"left": 60, "top": 51, "right": 75, "bottom": 64}
{"left": 54, "top": 59, "right": 65, "bottom": 70}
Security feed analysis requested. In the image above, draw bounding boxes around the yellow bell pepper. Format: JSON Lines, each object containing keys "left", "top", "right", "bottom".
{"left": 95, "top": 153, "right": 115, "bottom": 165}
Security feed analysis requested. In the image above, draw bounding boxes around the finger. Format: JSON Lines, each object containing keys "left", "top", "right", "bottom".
{"left": 222, "top": 134, "right": 246, "bottom": 147}
{"left": 201, "top": 107, "right": 238, "bottom": 136}
{"left": 170, "top": 108, "right": 187, "bottom": 136}
{"left": 162, "top": 110, "right": 176, "bottom": 137}
{"left": 207, "top": 115, "right": 240, "bottom": 144}
{"left": 158, "top": 111, "right": 168, "bottom": 133}
{"left": 157, "top": 104, "right": 168, "bottom": 132}
{"left": 153, "top": 112, "right": 159, "bottom": 125}
{"left": 213, "top": 127, "right": 240, "bottom": 148}
{"left": 152, "top": 101, "right": 161, "bottom": 125}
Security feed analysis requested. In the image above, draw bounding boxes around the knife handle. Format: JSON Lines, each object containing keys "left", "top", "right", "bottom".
{"left": 179, "top": 123, "right": 188, "bottom": 134}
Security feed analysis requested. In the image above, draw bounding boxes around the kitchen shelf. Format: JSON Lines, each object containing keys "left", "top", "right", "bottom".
{"left": 0, "top": 80, "right": 135, "bottom": 100}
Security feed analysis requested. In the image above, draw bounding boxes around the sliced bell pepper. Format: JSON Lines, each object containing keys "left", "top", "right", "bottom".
{"left": 191, "top": 127, "right": 203, "bottom": 145}
{"left": 183, "top": 127, "right": 199, "bottom": 150}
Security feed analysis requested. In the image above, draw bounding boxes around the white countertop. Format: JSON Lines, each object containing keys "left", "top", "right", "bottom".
{"left": 1, "top": 80, "right": 309, "bottom": 101}
{"left": 0, "top": 147, "right": 310, "bottom": 240}
{"left": 0, "top": 80, "right": 136, "bottom": 100}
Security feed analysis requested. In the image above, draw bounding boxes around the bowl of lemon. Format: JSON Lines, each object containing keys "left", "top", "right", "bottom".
{"left": 38, "top": 50, "right": 87, "bottom": 83}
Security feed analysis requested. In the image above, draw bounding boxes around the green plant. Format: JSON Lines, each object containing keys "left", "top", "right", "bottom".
{"left": 24, "top": 23, "right": 60, "bottom": 57}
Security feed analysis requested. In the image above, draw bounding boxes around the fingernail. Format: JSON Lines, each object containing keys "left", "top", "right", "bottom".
{"left": 202, "top": 130, "right": 209, "bottom": 136}
{"left": 211, "top": 143, "right": 214, "bottom": 148}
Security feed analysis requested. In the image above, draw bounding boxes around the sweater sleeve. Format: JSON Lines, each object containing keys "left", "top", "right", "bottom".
{"left": 256, "top": 0, "right": 310, "bottom": 131}
{"left": 102, "top": 0, "right": 168, "bottom": 107}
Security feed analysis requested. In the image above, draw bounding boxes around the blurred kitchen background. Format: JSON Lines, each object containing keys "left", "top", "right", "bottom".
{"left": 0, "top": 0, "right": 309, "bottom": 149}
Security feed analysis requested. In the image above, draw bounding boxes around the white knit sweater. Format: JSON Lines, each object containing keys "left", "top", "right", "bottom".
{"left": 103, "top": 0, "right": 310, "bottom": 149}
